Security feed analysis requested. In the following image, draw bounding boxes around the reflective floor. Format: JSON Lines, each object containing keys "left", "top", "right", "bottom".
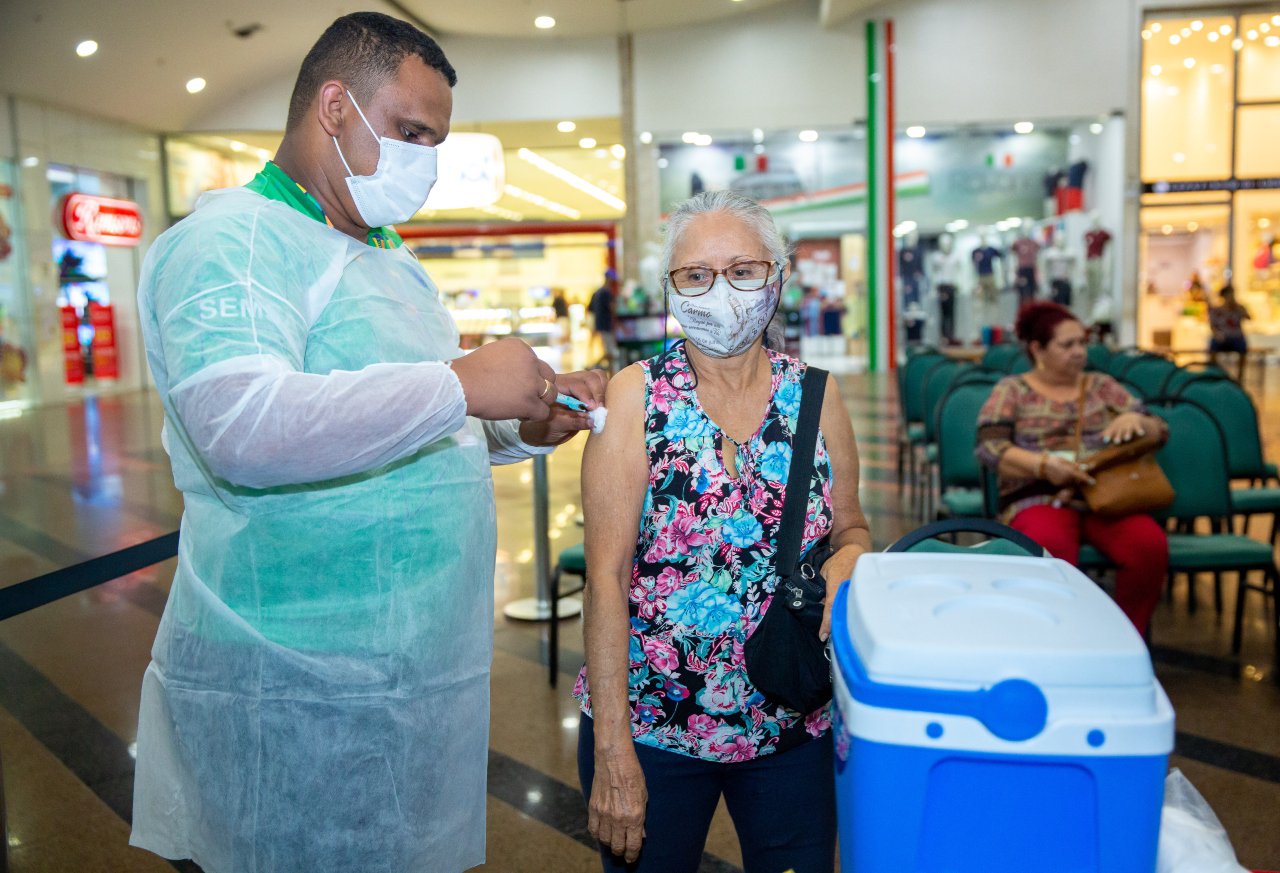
{"left": 0, "top": 365, "right": 1278, "bottom": 872}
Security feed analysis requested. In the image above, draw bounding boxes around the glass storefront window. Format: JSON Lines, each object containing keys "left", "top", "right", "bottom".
{"left": 1236, "top": 104, "right": 1280, "bottom": 177}
{"left": 1239, "top": 12, "right": 1280, "bottom": 101}
{"left": 0, "top": 161, "right": 35, "bottom": 403}
{"left": 1232, "top": 189, "right": 1280, "bottom": 329}
{"left": 1138, "top": 203, "right": 1230, "bottom": 349}
{"left": 1141, "top": 14, "right": 1235, "bottom": 182}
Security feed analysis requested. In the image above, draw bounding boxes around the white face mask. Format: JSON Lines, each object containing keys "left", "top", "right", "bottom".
{"left": 332, "top": 90, "right": 438, "bottom": 228}
{"left": 670, "top": 273, "right": 781, "bottom": 358}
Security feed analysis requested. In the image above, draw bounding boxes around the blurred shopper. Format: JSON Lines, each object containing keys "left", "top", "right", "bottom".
{"left": 589, "top": 269, "right": 619, "bottom": 370}
{"left": 1208, "top": 283, "right": 1250, "bottom": 380}
{"left": 976, "top": 302, "right": 1168, "bottom": 633}
{"left": 575, "top": 190, "right": 872, "bottom": 872}
{"left": 129, "top": 13, "right": 605, "bottom": 873}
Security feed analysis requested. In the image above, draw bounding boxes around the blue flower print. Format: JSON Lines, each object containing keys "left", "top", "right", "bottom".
{"left": 663, "top": 402, "right": 712, "bottom": 441}
{"left": 666, "top": 582, "right": 741, "bottom": 635}
{"left": 722, "top": 509, "right": 763, "bottom": 549}
{"left": 759, "top": 441, "right": 792, "bottom": 484}
{"left": 775, "top": 378, "right": 801, "bottom": 418}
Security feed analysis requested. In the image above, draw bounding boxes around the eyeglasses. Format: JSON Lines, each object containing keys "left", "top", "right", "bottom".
{"left": 665, "top": 259, "right": 777, "bottom": 297}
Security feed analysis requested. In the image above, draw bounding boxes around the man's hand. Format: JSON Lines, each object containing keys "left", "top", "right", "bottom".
{"left": 448, "top": 337, "right": 556, "bottom": 422}
{"left": 519, "top": 368, "right": 608, "bottom": 447}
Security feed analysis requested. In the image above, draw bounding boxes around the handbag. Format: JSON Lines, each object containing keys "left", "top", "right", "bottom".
{"left": 1073, "top": 379, "right": 1175, "bottom": 517}
{"left": 743, "top": 365, "right": 834, "bottom": 714}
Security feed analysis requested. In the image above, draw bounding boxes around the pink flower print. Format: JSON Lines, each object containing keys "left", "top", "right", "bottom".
{"left": 650, "top": 377, "right": 681, "bottom": 413}
{"left": 669, "top": 502, "right": 712, "bottom": 553}
{"left": 712, "top": 734, "right": 758, "bottom": 762}
{"left": 686, "top": 713, "right": 720, "bottom": 739}
{"left": 654, "top": 566, "right": 684, "bottom": 596}
{"left": 630, "top": 575, "right": 667, "bottom": 621}
{"left": 805, "top": 707, "right": 832, "bottom": 737}
{"left": 643, "top": 637, "right": 680, "bottom": 675}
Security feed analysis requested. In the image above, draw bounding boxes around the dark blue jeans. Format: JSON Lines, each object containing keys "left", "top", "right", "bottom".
{"left": 577, "top": 714, "right": 836, "bottom": 873}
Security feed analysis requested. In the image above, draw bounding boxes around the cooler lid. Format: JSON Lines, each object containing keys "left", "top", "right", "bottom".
{"left": 843, "top": 553, "right": 1155, "bottom": 691}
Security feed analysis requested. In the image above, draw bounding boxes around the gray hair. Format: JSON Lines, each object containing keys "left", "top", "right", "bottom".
{"left": 661, "top": 190, "right": 791, "bottom": 350}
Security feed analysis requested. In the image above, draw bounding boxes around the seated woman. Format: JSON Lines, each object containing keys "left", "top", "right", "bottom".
{"left": 574, "top": 190, "right": 872, "bottom": 873}
{"left": 976, "top": 301, "right": 1169, "bottom": 633}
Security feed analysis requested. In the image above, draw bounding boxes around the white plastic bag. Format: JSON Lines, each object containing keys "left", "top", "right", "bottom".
{"left": 1157, "top": 768, "right": 1249, "bottom": 873}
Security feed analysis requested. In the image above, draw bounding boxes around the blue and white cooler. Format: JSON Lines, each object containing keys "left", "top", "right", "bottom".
{"left": 829, "top": 552, "right": 1175, "bottom": 873}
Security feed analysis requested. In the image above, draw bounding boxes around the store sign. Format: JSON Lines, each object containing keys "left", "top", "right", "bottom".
{"left": 424, "top": 133, "right": 505, "bottom": 211}
{"left": 59, "top": 193, "right": 143, "bottom": 246}
{"left": 1144, "top": 178, "right": 1280, "bottom": 194}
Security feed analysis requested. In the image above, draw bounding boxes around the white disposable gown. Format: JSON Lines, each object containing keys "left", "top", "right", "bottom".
{"left": 130, "top": 186, "right": 544, "bottom": 873}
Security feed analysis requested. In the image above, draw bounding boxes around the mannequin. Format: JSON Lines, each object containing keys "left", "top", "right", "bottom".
{"left": 1042, "top": 232, "right": 1079, "bottom": 308}
{"left": 899, "top": 229, "right": 927, "bottom": 343}
{"left": 928, "top": 233, "right": 964, "bottom": 344}
{"left": 1082, "top": 212, "right": 1113, "bottom": 323}
{"left": 971, "top": 231, "right": 1004, "bottom": 327}
{"left": 1010, "top": 218, "right": 1041, "bottom": 305}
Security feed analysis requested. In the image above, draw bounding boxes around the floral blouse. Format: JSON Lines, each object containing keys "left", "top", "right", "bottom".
{"left": 574, "top": 342, "right": 834, "bottom": 762}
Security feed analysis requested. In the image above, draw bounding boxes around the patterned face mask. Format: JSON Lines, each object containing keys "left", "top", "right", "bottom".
{"left": 670, "top": 274, "right": 781, "bottom": 358}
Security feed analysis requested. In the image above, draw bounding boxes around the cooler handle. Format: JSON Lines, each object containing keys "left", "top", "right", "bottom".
{"left": 829, "top": 583, "right": 1048, "bottom": 742}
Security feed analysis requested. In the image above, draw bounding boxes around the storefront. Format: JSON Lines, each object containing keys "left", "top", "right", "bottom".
{"left": 0, "top": 159, "right": 35, "bottom": 406}
{"left": 1138, "top": 6, "right": 1280, "bottom": 351}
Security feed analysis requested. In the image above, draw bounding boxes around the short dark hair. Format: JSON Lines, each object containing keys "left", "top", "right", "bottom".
{"left": 286, "top": 12, "right": 457, "bottom": 131}
{"left": 1015, "top": 301, "right": 1080, "bottom": 359}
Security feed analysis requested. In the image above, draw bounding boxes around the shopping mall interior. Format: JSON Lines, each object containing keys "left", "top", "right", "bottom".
{"left": 1, "top": 0, "right": 1280, "bottom": 870}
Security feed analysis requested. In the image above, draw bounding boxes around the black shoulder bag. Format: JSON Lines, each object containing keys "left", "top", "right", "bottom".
{"left": 743, "top": 365, "right": 834, "bottom": 714}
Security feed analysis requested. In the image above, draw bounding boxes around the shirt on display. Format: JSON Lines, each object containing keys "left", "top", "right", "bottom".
{"left": 899, "top": 245, "right": 925, "bottom": 278}
{"left": 1067, "top": 160, "right": 1089, "bottom": 189}
{"left": 927, "top": 250, "right": 962, "bottom": 285}
{"left": 1084, "top": 229, "right": 1112, "bottom": 260}
{"left": 972, "top": 246, "right": 1002, "bottom": 276}
{"left": 1011, "top": 237, "right": 1041, "bottom": 269}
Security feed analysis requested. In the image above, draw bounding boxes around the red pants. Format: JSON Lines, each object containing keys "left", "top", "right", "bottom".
{"left": 1010, "top": 504, "right": 1168, "bottom": 633}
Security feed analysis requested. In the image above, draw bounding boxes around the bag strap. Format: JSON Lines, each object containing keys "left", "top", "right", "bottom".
{"left": 1073, "top": 374, "right": 1088, "bottom": 462}
{"left": 774, "top": 365, "right": 828, "bottom": 580}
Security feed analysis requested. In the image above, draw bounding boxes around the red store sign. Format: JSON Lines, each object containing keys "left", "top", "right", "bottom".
{"left": 58, "top": 193, "right": 143, "bottom": 247}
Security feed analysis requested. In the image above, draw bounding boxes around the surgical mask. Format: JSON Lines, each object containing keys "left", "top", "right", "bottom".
{"left": 670, "top": 273, "right": 781, "bottom": 358}
{"left": 332, "top": 90, "right": 438, "bottom": 227}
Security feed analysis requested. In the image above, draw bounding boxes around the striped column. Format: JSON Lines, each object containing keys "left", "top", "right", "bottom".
{"left": 865, "top": 19, "right": 896, "bottom": 372}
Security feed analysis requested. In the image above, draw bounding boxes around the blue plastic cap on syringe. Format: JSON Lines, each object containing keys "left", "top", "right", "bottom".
{"left": 556, "top": 393, "right": 587, "bottom": 411}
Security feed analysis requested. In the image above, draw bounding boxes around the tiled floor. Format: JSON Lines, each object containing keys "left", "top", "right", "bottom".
{"left": 0, "top": 366, "right": 1278, "bottom": 872}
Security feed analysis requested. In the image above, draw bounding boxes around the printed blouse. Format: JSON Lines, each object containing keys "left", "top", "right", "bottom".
{"left": 976, "top": 372, "right": 1162, "bottom": 520}
{"left": 574, "top": 342, "right": 834, "bottom": 762}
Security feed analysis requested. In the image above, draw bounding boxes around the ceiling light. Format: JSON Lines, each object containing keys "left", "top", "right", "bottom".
{"left": 1180, "top": 27, "right": 1191, "bottom": 38}
{"left": 1014, "top": 121, "right": 1034, "bottom": 134}
{"left": 1184, "top": 57, "right": 1196, "bottom": 68}
{"left": 1234, "top": 38, "right": 1244, "bottom": 50}
{"left": 20, "top": 156, "right": 39, "bottom": 168}
{"left": 1188, "top": 221, "right": 1199, "bottom": 231}
{"left": 1248, "top": 29, "right": 1259, "bottom": 39}
{"left": 186, "top": 77, "right": 206, "bottom": 94}
{"left": 578, "top": 137, "right": 596, "bottom": 149}
{"left": 694, "top": 134, "right": 713, "bottom": 146}
{"left": 1208, "top": 31, "right": 1220, "bottom": 42}
{"left": 610, "top": 143, "right": 626, "bottom": 159}
{"left": 517, "top": 148, "right": 626, "bottom": 210}
{"left": 1267, "top": 36, "right": 1280, "bottom": 47}
{"left": 227, "top": 140, "right": 246, "bottom": 152}
{"left": 681, "top": 131, "right": 700, "bottom": 144}
{"left": 1142, "top": 29, "right": 1152, "bottom": 40}
{"left": 906, "top": 125, "right": 926, "bottom": 138}
{"left": 1211, "top": 63, "right": 1225, "bottom": 73}
{"left": 503, "top": 184, "right": 580, "bottom": 219}
{"left": 1274, "top": 15, "right": 1280, "bottom": 25}
{"left": 1149, "top": 64, "right": 1163, "bottom": 76}
{"left": 76, "top": 39, "right": 98, "bottom": 57}
{"left": 1173, "top": 152, "right": 1186, "bottom": 163}
{"left": 556, "top": 120, "right": 576, "bottom": 133}
{"left": 657, "top": 157, "right": 669, "bottom": 168}
{"left": 752, "top": 127, "right": 765, "bottom": 143}
{"left": 1170, "top": 34, "right": 1181, "bottom": 44}
{"left": 1150, "top": 22, "right": 1162, "bottom": 33}
{"left": 639, "top": 131, "right": 652, "bottom": 144}
{"left": 1220, "top": 23, "right": 1233, "bottom": 35}
{"left": 798, "top": 129, "right": 819, "bottom": 142}
{"left": 1261, "top": 217, "right": 1273, "bottom": 228}
{"left": 1263, "top": 22, "right": 1272, "bottom": 33}
{"left": 1090, "top": 122, "right": 1104, "bottom": 134}
{"left": 1191, "top": 20, "right": 1204, "bottom": 31}
{"left": 753, "top": 143, "right": 765, "bottom": 154}
{"left": 594, "top": 147, "right": 607, "bottom": 158}
{"left": 534, "top": 15, "right": 556, "bottom": 29}
{"left": 1162, "top": 224, "right": 1173, "bottom": 234}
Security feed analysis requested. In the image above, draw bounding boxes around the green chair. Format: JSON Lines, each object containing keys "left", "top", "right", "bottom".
{"left": 1086, "top": 343, "right": 1114, "bottom": 373}
{"left": 548, "top": 541, "right": 587, "bottom": 687}
{"left": 886, "top": 517, "right": 1046, "bottom": 557}
{"left": 1117, "top": 355, "right": 1178, "bottom": 400}
{"left": 980, "top": 343, "right": 1023, "bottom": 373}
{"left": 1176, "top": 376, "right": 1280, "bottom": 543}
{"left": 896, "top": 352, "right": 947, "bottom": 497}
{"left": 1158, "top": 361, "right": 1228, "bottom": 397}
{"left": 1148, "top": 400, "right": 1279, "bottom": 655}
{"left": 916, "top": 359, "right": 967, "bottom": 519}
{"left": 935, "top": 374, "right": 1000, "bottom": 521}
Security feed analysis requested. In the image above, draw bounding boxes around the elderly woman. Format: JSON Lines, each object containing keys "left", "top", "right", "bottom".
{"left": 572, "top": 190, "right": 872, "bottom": 873}
{"left": 977, "top": 301, "right": 1169, "bottom": 632}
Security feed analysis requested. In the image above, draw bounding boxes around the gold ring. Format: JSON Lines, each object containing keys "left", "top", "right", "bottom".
{"left": 539, "top": 378, "right": 552, "bottom": 399}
